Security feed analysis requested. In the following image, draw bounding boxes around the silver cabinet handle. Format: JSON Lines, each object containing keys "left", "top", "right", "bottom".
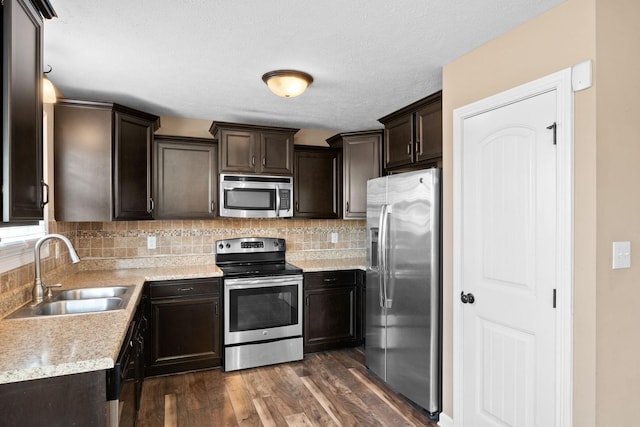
{"left": 178, "top": 287, "right": 194, "bottom": 292}
{"left": 251, "top": 156, "right": 255, "bottom": 166}
{"left": 41, "top": 180, "right": 50, "bottom": 208}
{"left": 346, "top": 201, "right": 349, "bottom": 212}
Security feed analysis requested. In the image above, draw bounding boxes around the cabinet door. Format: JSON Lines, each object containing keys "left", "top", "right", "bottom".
{"left": 148, "top": 296, "right": 221, "bottom": 375}
{"left": 304, "top": 286, "right": 357, "bottom": 353}
{"left": 154, "top": 138, "right": 217, "bottom": 219}
{"left": 343, "top": 134, "right": 380, "bottom": 219}
{"left": 294, "top": 148, "right": 341, "bottom": 218}
{"left": 414, "top": 98, "right": 443, "bottom": 163}
{"left": 384, "top": 114, "right": 413, "bottom": 170}
{"left": 219, "top": 128, "right": 257, "bottom": 173}
{"left": 259, "top": 131, "right": 294, "bottom": 175}
{"left": 54, "top": 104, "right": 113, "bottom": 221}
{"left": 2, "top": 0, "right": 44, "bottom": 221}
{"left": 114, "top": 111, "right": 153, "bottom": 220}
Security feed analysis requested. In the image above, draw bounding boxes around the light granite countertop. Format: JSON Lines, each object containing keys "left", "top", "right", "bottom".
{"left": 292, "top": 258, "right": 366, "bottom": 272}
{"left": 0, "top": 259, "right": 364, "bottom": 385}
{"left": 0, "top": 265, "right": 222, "bottom": 385}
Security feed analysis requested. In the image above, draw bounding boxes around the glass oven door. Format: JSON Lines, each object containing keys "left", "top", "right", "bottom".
{"left": 224, "top": 275, "right": 303, "bottom": 345}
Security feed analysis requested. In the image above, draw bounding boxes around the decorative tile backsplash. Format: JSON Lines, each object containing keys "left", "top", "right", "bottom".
{"left": 73, "top": 218, "right": 366, "bottom": 259}
{"left": 0, "top": 219, "right": 366, "bottom": 317}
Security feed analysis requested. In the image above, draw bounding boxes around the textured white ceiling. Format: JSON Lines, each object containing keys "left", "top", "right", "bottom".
{"left": 44, "top": 0, "right": 564, "bottom": 132}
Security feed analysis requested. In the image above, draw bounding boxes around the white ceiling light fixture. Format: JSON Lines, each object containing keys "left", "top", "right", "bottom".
{"left": 262, "top": 70, "right": 313, "bottom": 98}
{"left": 43, "top": 65, "right": 57, "bottom": 104}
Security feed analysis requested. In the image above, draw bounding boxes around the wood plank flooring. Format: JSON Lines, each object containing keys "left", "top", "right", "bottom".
{"left": 137, "top": 348, "right": 439, "bottom": 427}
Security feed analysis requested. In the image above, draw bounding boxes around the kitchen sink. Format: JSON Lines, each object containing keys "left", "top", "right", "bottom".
{"left": 37, "top": 298, "right": 123, "bottom": 315}
{"left": 5, "top": 285, "right": 135, "bottom": 319}
{"left": 57, "top": 286, "right": 129, "bottom": 300}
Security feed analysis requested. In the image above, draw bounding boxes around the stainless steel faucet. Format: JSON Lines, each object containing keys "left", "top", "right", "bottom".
{"left": 31, "top": 234, "right": 80, "bottom": 305}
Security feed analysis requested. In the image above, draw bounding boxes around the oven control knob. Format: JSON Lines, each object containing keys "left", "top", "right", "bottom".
{"left": 273, "top": 241, "right": 279, "bottom": 247}
{"left": 262, "top": 331, "right": 268, "bottom": 336}
{"left": 218, "top": 243, "right": 224, "bottom": 250}
{"left": 226, "top": 243, "right": 231, "bottom": 248}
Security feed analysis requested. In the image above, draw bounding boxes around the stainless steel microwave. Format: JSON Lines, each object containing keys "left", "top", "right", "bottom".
{"left": 219, "top": 174, "right": 293, "bottom": 218}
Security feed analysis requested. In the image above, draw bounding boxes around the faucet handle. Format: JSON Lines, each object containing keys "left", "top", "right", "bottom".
{"left": 45, "top": 283, "right": 62, "bottom": 299}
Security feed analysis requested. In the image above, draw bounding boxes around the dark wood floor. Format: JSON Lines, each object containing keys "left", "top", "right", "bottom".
{"left": 137, "top": 348, "right": 439, "bottom": 427}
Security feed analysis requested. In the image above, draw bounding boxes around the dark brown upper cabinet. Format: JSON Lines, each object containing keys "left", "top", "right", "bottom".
{"left": 327, "top": 130, "right": 382, "bottom": 220}
{"left": 54, "top": 99, "right": 160, "bottom": 221}
{"left": 1, "top": 0, "right": 55, "bottom": 222}
{"left": 209, "top": 121, "right": 298, "bottom": 175}
{"left": 378, "top": 91, "right": 442, "bottom": 173}
{"left": 293, "top": 145, "right": 341, "bottom": 219}
{"left": 153, "top": 135, "right": 218, "bottom": 219}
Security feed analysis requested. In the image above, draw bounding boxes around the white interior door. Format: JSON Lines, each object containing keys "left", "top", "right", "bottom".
{"left": 459, "top": 90, "right": 558, "bottom": 426}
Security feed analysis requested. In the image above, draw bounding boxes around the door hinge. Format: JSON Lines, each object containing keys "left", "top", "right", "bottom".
{"left": 553, "top": 289, "right": 557, "bottom": 308}
{"left": 547, "top": 122, "right": 557, "bottom": 145}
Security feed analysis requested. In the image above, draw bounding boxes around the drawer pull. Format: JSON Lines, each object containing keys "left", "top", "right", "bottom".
{"left": 178, "top": 287, "right": 194, "bottom": 292}
{"left": 323, "top": 278, "right": 338, "bottom": 283}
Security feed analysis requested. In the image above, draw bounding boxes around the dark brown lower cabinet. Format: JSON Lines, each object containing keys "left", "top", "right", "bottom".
{"left": 303, "top": 270, "right": 363, "bottom": 353}
{"left": 0, "top": 370, "right": 106, "bottom": 426}
{"left": 145, "top": 278, "right": 221, "bottom": 376}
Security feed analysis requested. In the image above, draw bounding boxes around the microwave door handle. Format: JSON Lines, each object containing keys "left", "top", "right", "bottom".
{"left": 275, "top": 185, "right": 281, "bottom": 217}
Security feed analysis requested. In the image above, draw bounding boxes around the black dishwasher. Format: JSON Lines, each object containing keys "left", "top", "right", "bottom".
{"left": 107, "top": 300, "right": 146, "bottom": 427}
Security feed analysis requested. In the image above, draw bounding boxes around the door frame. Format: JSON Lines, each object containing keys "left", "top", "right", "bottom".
{"left": 452, "top": 68, "right": 574, "bottom": 427}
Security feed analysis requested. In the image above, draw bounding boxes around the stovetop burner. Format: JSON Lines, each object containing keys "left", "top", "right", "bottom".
{"left": 217, "top": 262, "right": 302, "bottom": 278}
{"left": 215, "top": 237, "right": 301, "bottom": 278}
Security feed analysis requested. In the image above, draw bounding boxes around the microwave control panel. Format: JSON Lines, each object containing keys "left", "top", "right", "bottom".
{"left": 279, "top": 189, "right": 291, "bottom": 210}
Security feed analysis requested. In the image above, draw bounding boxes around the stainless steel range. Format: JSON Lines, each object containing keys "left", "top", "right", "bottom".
{"left": 215, "top": 237, "right": 303, "bottom": 371}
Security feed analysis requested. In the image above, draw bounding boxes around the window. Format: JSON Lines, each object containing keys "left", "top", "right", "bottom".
{"left": 0, "top": 221, "right": 47, "bottom": 272}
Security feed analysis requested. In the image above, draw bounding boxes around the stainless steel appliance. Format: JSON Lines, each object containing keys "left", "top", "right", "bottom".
{"left": 366, "top": 168, "right": 442, "bottom": 419}
{"left": 216, "top": 237, "right": 303, "bottom": 371}
{"left": 219, "top": 174, "right": 293, "bottom": 218}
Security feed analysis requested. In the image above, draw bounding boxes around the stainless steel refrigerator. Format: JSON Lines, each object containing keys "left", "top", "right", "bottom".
{"left": 365, "top": 168, "right": 441, "bottom": 417}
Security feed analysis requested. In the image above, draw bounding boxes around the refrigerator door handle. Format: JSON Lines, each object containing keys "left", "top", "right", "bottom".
{"left": 382, "top": 204, "right": 393, "bottom": 309}
{"left": 379, "top": 204, "right": 392, "bottom": 309}
{"left": 377, "top": 204, "right": 387, "bottom": 308}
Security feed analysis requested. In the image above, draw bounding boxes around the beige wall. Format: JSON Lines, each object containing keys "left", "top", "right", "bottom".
{"left": 595, "top": 0, "right": 640, "bottom": 424}
{"left": 442, "top": 0, "right": 597, "bottom": 424}
{"left": 155, "top": 115, "right": 337, "bottom": 146}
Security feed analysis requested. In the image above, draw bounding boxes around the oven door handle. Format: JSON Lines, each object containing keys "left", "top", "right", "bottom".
{"left": 224, "top": 275, "right": 302, "bottom": 289}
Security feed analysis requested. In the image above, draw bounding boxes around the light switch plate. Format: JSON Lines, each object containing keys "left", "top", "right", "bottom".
{"left": 147, "top": 236, "right": 157, "bottom": 250}
{"left": 331, "top": 232, "right": 338, "bottom": 244}
{"left": 612, "top": 241, "right": 631, "bottom": 269}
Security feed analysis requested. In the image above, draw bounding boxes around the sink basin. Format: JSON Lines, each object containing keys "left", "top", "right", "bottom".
{"left": 5, "top": 284, "right": 135, "bottom": 319}
{"left": 58, "top": 286, "right": 129, "bottom": 300}
{"left": 37, "top": 298, "right": 123, "bottom": 315}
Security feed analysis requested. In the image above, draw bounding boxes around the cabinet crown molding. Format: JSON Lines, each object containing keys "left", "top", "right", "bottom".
{"left": 57, "top": 98, "right": 161, "bottom": 131}
{"left": 377, "top": 90, "right": 442, "bottom": 125}
{"left": 209, "top": 121, "right": 299, "bottom": 137}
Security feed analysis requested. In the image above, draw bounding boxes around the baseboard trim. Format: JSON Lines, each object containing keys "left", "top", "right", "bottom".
{"left": 437, "top": 412, "right": 453, "bottom": 427}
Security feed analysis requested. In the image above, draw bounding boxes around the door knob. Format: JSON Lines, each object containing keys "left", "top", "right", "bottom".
{"left": 460, "top": 291, "right": 475, "bottom": 304}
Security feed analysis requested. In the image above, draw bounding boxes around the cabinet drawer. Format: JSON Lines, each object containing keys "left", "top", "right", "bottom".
{"left": 305, "top": 270, "right": 358, "bottom": 289}
{"left": 149, "top": 278, "right": 219, "bottom": 299}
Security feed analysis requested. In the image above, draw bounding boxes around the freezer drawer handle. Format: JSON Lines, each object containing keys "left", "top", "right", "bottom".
{"left": 460, "top": 291, "right": 475, "bottom": 304}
